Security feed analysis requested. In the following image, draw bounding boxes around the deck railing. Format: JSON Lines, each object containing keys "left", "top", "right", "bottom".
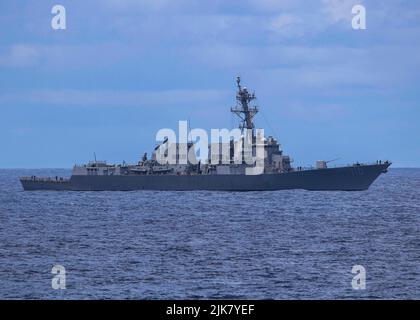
{"left": 20, "top": 176, "right": 70, "bottom": 183}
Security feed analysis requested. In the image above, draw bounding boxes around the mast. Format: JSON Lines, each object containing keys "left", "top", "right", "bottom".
{"left": 230, "top": 76, "right": 259, "bottom": 136}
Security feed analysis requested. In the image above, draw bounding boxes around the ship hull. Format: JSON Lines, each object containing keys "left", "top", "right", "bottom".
{"left": 20, "top": 163, "right": 390, "bottom": 191}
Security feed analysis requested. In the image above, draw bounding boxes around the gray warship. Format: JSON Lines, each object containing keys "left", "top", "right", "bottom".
{"left": 20, "top": 77, "right": 390, "bottom": 191}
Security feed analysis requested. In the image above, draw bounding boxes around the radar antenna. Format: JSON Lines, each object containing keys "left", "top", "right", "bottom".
{"left": 230, "top": 76, "right": 259, "bottom": 135}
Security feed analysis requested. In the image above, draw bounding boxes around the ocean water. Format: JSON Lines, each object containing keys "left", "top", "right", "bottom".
{"left": 0, "top": 168, "right": 418, "bottom": 299}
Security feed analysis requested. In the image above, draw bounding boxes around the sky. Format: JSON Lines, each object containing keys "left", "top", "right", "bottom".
{"left": 0, "top": 0, "right": 419, "bottom": 168}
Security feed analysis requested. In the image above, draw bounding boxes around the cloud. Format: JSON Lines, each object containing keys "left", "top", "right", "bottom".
{"left": 102, "top": 0, "right": 182, "bottom": 10}
{"left": 0, "top": 42, "right": 148, "bottom": 69}
{"left": 283, "top": 102, "right": 348, "bottom": 121}
{"left": 98, "top": 0, "right": 358, "bottom": 38}
{"left": 0, "top": 44, "right": 40, "bottom": 67}
{"left": 0, "top": 89, "right": 230, "bottom": 108}
{"left": 100, "top": 0, "right": 303, "bottom": 13}
{"left": 1, "top": 2, "right": 419, "bottom": 103}
{"left": 267, "top": 15, "right": 306, "bottom": 38}
{"left": 322, "top": 0, "right": 363, "bottom": 24}
{"left": 245, "top": 0, "right": 305, "bottom": 12}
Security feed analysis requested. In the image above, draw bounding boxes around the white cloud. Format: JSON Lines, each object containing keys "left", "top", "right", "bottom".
{"left": 268, "top": 15, "right": 306, "bottom": 38}
{"left": 322, "top": 0, "right": 363, "bottom": 24}
{"left": 101, "top": 0, "right": 303, "bottom": 13}
{"left": 0, "top": 42, "right": 148, "bottom": 69}
{"left": 284, "top": 102, "right": 347, "bottom": 121}
{"left": 0, "top": 44, "right": 40, "bottom": 67}
{"left": 245, "top": 0, "right": 304, "bottom": 12}
{"left": 186, "top": 43, "right": 367, "bottom": 69}
{"left": 2, "top": 0, "right": 419, "bottom": 101}
{"left": 0, "top": 89, "right": 230, "bottom": 108}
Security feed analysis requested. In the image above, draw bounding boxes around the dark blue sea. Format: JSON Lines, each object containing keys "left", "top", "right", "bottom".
{"left": 0, "top": 168, "right": 419, "bottom": 299}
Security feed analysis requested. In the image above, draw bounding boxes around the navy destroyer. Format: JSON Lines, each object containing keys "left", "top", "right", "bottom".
{"left": 20, "top": 77, "right": 390, "bottom": 191}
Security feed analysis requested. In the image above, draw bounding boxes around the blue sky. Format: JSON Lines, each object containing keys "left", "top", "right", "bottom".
{"left": 0, "top": 0, "right": 419, "bottom": 168}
